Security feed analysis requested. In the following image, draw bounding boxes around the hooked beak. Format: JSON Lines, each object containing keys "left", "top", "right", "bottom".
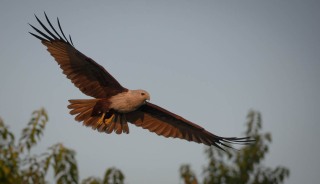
{"left": 144, "top": 96, "right": 150, "bottom": 104}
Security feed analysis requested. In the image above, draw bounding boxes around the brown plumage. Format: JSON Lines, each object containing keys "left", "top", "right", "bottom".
{"left": 29, "top": 12, "right": 253, "bottom": 151}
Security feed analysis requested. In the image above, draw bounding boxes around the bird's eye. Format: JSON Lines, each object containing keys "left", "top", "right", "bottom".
{"left": 141, "top": 92, "right": 145, "bottom": 96}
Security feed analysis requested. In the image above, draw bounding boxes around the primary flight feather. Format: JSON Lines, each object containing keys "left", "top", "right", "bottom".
{"left": 29, "top": 13, "right": 252, "bottom": 151}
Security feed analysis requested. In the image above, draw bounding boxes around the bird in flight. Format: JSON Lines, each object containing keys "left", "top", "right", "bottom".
{"left": 29, "top": 13, "right": 252, "bottom": 151}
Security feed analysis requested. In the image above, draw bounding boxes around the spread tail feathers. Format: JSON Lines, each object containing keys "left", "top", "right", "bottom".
{"left": 67, "top": 99, "right": 129, "bottom": 134}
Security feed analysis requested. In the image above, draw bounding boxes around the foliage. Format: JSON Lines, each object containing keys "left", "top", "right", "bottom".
{"left": 180, "top": 164, "right": 198, "bottom": 184}
{"left": 0, "top": 108, "right": 49, "bottom": 183}
{"left": 180, "top": 110, "right": 290, "bottom": 184}
{"left": 81, "top": 167, "right": 125, "bottom": 184}
{"left": 102, "top": 167, "right": 125, "bottom": 184}
{"left": 0, "top": 108, "right": 125, "bottom": 184}
{"left": 19, "top": 108, "right": 48, "bottom": 153}
{"left": 0, "top": 117, "right": 20, "bottom": 183}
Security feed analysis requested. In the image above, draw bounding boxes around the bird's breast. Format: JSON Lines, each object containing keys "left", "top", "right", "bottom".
{"left": 109, "top": 92, "right": 144, "bottom": 113}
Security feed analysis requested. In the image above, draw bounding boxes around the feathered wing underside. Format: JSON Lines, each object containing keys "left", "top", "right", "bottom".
{"left": 67, "top": 99, "right": 129, "bottom": 134}
{"left": 127, "top": 102, "right": 253, "bottom": 150}
{"left": 29, "top": 12, "right": 127, "bottom": 98}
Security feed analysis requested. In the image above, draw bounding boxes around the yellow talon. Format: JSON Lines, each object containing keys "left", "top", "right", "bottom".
{"left": 97, "top": 112, "right": 106, "bottom": 125}
{"left": 104, "top": 114, "right": 115, "bottom": 125}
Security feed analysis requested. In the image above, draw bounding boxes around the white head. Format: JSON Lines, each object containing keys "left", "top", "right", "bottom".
{"left": 131, "top": 89, "right": 151, "bottom": 102}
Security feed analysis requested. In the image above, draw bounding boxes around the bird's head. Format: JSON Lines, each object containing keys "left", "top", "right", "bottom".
{"left": 133, "top": 89, "right": 150, "bottom": 103}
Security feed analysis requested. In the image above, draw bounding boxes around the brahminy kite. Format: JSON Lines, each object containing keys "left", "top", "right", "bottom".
{"left": 29, "top": 13, "right": 253, "bottom": 151}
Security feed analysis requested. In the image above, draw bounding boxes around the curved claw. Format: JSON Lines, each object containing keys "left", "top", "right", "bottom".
{"left": 104, "top": 114, "right": 115, "bottom": 125}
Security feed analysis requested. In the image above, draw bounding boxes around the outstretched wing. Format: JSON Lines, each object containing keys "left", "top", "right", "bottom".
{"left": 127, "top": 102, "right": 252, "bottom": 150}
{"left": 29, "top": 12, "right": 127, "bottom": 98}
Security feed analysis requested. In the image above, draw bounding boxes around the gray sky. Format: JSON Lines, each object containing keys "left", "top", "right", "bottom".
{"left": 1, "top": 1, "right": 319, "bottom": 183}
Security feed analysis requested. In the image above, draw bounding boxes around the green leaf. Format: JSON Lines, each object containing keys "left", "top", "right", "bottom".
{"left": 18, "top": 108, "right": 48, "bottom": 153}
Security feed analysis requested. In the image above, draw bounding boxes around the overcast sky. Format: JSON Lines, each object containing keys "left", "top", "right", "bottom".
{"left": 1, "top": 1, "right": 319, "bottom": 183}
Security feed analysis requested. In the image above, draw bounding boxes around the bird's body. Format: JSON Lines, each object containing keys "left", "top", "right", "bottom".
{"left": 108, "top": 90, "right": 150, "bottom": 113}
{"left": 29, "top": 13, "right": 253, "bottom": 151}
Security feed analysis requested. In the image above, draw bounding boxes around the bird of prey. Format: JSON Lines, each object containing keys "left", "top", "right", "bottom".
{"left": 29, "top": 13, "right": 252, "bottom": 151}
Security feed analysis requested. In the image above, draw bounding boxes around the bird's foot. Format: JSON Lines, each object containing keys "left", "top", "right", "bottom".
{"left": 96, "top": 112, "right": 106, "bottom": 126}
{"left": 104, "top": 114, "right": 115, "bottom": 125}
